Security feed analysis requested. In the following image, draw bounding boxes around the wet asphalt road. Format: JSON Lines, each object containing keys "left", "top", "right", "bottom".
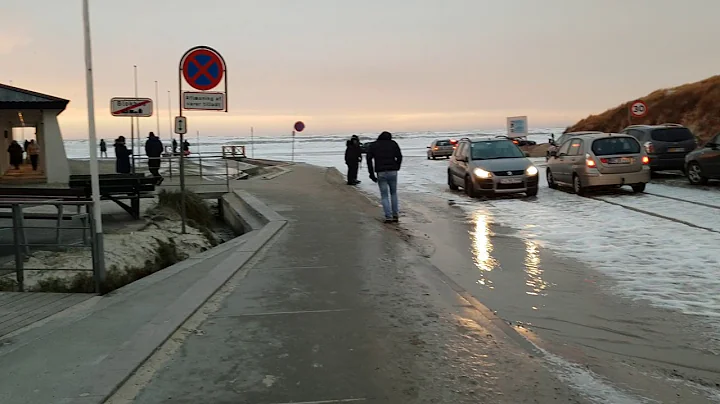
{"left": 395, "top": 183, "right": 720, "bottom": 403}
{"left": 115, "top": 165, "right": 586, "bottom": 404}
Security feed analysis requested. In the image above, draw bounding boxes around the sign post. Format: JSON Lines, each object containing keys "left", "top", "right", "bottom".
{"left": 629, "top": 100, "right": 648, "bottom": 124}
{"left": 178, "top": 46, "right": 227, "bottom": 234}
{"left": 82, "top": 0, "right": 106, "bottom": 291}
{"left": 110, "top": 97, "right": 153, "bottom": 172}
{"left": 292, "top": 121, "right": 305, "bottom": 162}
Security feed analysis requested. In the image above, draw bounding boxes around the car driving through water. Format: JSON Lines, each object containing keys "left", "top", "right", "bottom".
{"left": 448, "top": 137, "right": 539, "bottom": 197}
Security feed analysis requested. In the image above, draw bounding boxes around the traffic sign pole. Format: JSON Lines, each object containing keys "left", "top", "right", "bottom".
{"left": 178, "top": 63, "right": 187, "bottom": 235}
{"left": 81, "top": 0, "right": 106, "bottom": 291}
{"left": 291, "top": 130, "right": 295, "bottom": 163}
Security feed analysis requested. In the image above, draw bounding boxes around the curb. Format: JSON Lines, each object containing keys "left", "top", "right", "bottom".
{"left": 94, "top": 190, "right": 287, "bottom": 402}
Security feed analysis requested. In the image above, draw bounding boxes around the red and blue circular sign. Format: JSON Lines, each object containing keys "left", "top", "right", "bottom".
{"left": 182, "top": 47, "right": 225, "bottom": 91}
{"left": 294, "top": 121, "right": 305, "bottom": 132}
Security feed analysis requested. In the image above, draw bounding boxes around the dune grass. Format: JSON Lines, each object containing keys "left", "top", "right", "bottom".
{"left": 566, "top": 75, "right": 720, "bottom": 142}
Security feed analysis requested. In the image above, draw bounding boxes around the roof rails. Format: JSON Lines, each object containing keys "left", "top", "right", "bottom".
{"left": 662, "top": 123, "right": 684, "bottom": 127}
{"left": 459, "top": 137, "right": 472, "bottom": 142}
{"left": 494, "top": 135, "right": 511, "bottom": 139}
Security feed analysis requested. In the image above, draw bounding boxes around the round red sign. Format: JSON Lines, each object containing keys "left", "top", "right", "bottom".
{"left": 182, "top": 47, "right": 225, "bottom": 91}
{"left": 629, "top": 100, "right": 648, "bottom": 118}
{"left": 294, "top": 121, "right": 305, "bottom": 132}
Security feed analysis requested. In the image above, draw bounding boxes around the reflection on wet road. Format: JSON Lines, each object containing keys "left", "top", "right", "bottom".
{"left": 402, "top": 193, "right": 720, "bottom": 403}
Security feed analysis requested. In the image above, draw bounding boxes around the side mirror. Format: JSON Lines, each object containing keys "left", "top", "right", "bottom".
{"left": 548, "top": 150, "right": 557, "bottom": 157}
{"left": 524, "top": 152, "right": 530, "bottom": 157}
{"left": 427, "top": 146, "right": 431, "bottom": 148}
{"left": 457, "top": 156, "right": 467, "bottom": 162}
{"left": 708, "top": 142, "right": 718, "bottom": 149}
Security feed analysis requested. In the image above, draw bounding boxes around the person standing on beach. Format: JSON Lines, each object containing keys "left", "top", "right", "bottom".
{"left": 27, "top": 140, "right": 40, "bottom": 171}
{"left": 114, "top": 136, "right": 131, "bottom": 174}
{"left": 172, "top": 138, "right": 178, "bottom": 155}
{"left": 366, "top": 131, "right": 402, "bottom": 223}
{"left": 99, "top": 139, "right": 107, "bottom": 158}
{"left": 344, "top": 135, "right": 362, "bottom": 185}
{"left": 145, "top": 132, "right": 164, "bottom": 185}
{"left": 183, "top": 140, "right": 190, "bottom": 156}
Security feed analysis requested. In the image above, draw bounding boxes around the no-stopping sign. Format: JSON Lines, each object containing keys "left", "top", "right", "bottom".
{"left": 629, "top": 100, "right": 648, "bottom": 118}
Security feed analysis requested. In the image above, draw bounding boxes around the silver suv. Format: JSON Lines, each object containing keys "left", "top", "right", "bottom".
{"left": 547, "top": 133, "right": 650, "bottom": 195}
{"left": 448, "top": 137, "right": 539, "bottom": 197}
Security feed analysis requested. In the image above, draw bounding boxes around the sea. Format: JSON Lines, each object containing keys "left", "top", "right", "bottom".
{"left": 64, "top": 128, "right": 565, "bottom": 163}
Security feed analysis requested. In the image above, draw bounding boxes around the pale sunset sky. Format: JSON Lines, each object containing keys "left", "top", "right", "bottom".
{"left": 2, "top": 0, "right": 720, "bottom": 139}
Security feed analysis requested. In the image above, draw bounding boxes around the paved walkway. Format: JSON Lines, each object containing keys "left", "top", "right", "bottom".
{"left": 121, "top": 164, "right": 583, "bottom": 404}
{"left": 0, "top": 292, "right": 92, "bottom": 337}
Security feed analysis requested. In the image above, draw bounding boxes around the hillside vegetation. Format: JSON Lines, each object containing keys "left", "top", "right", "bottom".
{"left": 566, "top": 75, "right": 720, "bottom": 142}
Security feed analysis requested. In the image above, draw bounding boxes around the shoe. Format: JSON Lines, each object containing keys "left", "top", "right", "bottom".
{"left": 384, "top": 218, "right": 394, "bottom": 224}
{"left": 354, "top": 180, "right": 362, "bottom": 185}
{"left": 392, "top": 215, "right": 399, "bottom": 222}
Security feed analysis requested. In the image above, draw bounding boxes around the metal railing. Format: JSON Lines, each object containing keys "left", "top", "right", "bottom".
{"left": 0, "top": 200, "right": 101, "bottom": 293}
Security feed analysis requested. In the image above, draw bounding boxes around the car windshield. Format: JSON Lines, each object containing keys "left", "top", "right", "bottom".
{"left": 435, "top": 140, "right": 451, "bottom": 146}
{"left": 470, "top": 140, "right": 525, "bottom": 159}
{"left": 591, "top": 137, "right": 640, "bottom": 156}
{"left": 651, "top": 128, "right": 694, "bottom": 142}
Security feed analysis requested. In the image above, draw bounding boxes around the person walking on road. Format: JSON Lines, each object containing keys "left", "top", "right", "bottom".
{"left": 99, "top": 139, "right": 107, "bottom": 158}
{"left": 366, "top": 131, "right": 402, "bottom": 223}
{"left": 27, "top": 139, "right": 40, "bottom": 171}
{"left": 345, "top": 135, "right": 362, "bottom": 185}
{"left": 145, "top": 132, "right": 164, "bottom": 185}
{"left": 114, "top": 136, "right": 131, "bottom": 174}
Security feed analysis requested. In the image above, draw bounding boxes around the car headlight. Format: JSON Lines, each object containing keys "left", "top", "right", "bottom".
{"left": 473, "top": 168, "right": 492, "bottom": 178}
{"left": 526, "top": 166, "right": 538, "bottom": 176}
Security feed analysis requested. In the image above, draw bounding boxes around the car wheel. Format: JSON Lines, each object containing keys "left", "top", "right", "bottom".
{"left": 572, "top": 174, "right": 586, "bottom": 196}
{"left": 546, "top": 169, "right": 558, "bottom": 189}
{"left": 465, "top": 176, "right": 476, "bottom": 198}
{"left": 631, "top": 183, "right": 646, "bottom": 193}
{"left": 687, "top": 162, "right": 708, "bottom": 185}
{"left": 526, "top": 187, "right": 538, "bottom": 197}
{"left": 448, "top": 171, "right": 459, "bottom": 191}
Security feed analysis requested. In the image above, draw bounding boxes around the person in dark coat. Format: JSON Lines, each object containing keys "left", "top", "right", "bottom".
{"left": 23, "top": 139, "right": 30, "bottom": 163}
{"left": 172, "top": 138, "right": 178, "bottom": 154}
{"left": 99, "top": 139, "right": 107, "bottom": 158}
{"left": 366, "top": 131, "right": 403, "bottom": 222}
{"left": 114, "top": 136, "right": 132, "bottom": 174}
{"left": 145, "top": 132, "right": 164, "bottom": 185}
{"left": 344, "top": 135, "right": 362, "bottom": 185}
{"left": 7, "top": 141, "right": 23, "bottom": 170}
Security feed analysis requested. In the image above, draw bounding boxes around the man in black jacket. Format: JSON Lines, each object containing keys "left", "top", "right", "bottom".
{"left": 145, "top": 132, "right": 164, "bottom": 185}
{"left": 344, "top": 135, "right": 362, "bottom": 185}
{"left": 366, "top": 131, "right": 402, "bottom": 222}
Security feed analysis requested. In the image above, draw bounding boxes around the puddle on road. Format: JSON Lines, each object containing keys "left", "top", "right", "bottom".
{"left": 404, "top": 194, "right": 720, "bottom": 404}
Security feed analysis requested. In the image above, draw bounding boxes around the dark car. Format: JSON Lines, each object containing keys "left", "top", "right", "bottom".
{"left": 620, "top": 124, "right": 697, "bottom": 172}
{"left": 685, "top": 133, "right": 720, "bottom": 185}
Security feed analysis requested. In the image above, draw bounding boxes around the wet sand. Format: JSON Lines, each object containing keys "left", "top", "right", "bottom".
{"left": 394, "top": 189, "right": 720, "bottom": 402}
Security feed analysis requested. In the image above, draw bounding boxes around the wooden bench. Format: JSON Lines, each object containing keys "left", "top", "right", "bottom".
{"left": 69, "top": 174, "right": 156, "bottom": 219}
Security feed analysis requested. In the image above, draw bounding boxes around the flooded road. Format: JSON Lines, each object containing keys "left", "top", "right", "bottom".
{"left": 395, "top": 190, "right": 720, "bottom": 403}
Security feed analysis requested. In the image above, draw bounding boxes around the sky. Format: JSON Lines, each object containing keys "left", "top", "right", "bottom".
{"left": 3, "top": 0, "right": 720, "bottom": 139}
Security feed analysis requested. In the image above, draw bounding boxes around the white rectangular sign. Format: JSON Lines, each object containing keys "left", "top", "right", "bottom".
{"left": 110, "top": 97, "right": 153, "bottom": 117}
{"left": 182, "top": 92, "right": 225, "bottom": 111}
{"left": 174, "top": 116, "right": 187, "bottom": 135}
{"left": 506, "top": 116, "right": 528, "bottom": 138}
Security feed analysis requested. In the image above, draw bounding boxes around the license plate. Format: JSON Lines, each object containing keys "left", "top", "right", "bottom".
{"left": 668, "top": 147, "right": 684, "bottom": 152}
{"left": 500, "top": 178, "right": 522, "bottom": 184}
{"left": 609, "top": 157, "right": 632, "bottom": 164}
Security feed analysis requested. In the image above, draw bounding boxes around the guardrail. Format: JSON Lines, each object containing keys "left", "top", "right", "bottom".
{"left": 0, "top": 200, "right": 101, "bottom": 293}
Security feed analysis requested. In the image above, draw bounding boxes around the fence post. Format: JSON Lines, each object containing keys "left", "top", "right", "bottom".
{"left": 198, "top": 153, "right": 203, "bottom": 178}
{"left": 11, "top": 204, "right": 24, "bottom": 292}
{"left": 225, "top": 156, "right": 231, "bottom": 192}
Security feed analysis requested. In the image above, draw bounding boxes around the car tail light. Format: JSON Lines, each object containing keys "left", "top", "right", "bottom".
{"left": 600, "top": 158, "right": 608, "bottom": 164}
{"left": 644, "top": 141, "right": 655, "bottom": 154}
{"left": 585, "top": 154, "right": 596, "bottom": 168}
{"left": 433, "top": 146, "right": 439, "bottom": 150}
{"left": 642, "top": 156, "right": 649, "bottom": 165}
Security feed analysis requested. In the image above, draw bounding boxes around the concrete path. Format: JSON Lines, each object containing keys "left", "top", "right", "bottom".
{"left": 0, "top": 292, "right": 92, "bottom": 337}
{"left": 115, "top": 164, "right": 585, "bottom": 404}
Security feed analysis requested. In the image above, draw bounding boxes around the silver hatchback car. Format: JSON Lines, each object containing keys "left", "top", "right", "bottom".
{"left": 448, "top": 137, "right": 539, "bottom": 197}
{"left": 546, "top": 133, "right": 651, "bottom": 195}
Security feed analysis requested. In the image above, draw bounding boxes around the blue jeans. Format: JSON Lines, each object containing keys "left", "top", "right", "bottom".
{"left": 377, "top": 171, "right": 399, "bottom": 219}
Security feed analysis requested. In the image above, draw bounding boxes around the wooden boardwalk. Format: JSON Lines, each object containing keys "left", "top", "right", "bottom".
{"left": 0, "top": 292, "right": 93, "bottom": 338}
